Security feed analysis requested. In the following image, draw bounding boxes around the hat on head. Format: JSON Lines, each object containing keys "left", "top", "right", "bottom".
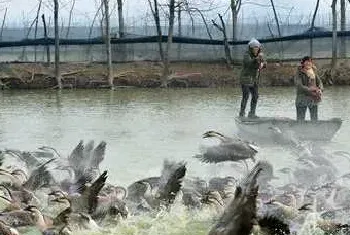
{"left": 248, "top": 38, "right": 261, "bottom": 48}
{"left": 301, "top": 56, "right": 312, "bottom": 64}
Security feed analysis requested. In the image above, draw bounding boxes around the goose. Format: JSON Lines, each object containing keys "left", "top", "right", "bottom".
{"left": 0, "top": 186, "right": 21, "bottom": 212}
{"left": 200, "top": 190, "right": 225, "bottom": 213}
{"left": 0, "top": 220, "right": 19, "bottom": 235}
{"left": 126, "top": 160, "right": 187, "bottom": 213}
{"left": 208, "top": 161, "right": 263, "bottom": 235}
{"left": 263, "top": 194, "right": 312, "bottom": 221}
{"left": 0, "top": 205, "right": 41, "bottom": 227}
{"left": 49, "top": 170, "right": 108, "bottom": 215}
{"left": 194, "top": 131, "right": 258, "bottom": 165}
{"left": 251, "top": 216, "right": 291, "bottom": 235}
{"left": 316, "top": 219, "right": 350, "bottom": 234}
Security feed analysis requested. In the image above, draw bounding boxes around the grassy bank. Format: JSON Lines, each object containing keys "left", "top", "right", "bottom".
{"left": 0, "top": 59, "right": 349, "bottom": 89}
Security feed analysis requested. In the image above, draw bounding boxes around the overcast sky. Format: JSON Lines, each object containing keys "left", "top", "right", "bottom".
{"left": 1, "top": 0, "right": 344, "bottom": 27}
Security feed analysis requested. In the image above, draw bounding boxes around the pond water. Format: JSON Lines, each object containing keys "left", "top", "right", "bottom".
{"left": 1, "top": 86, "right": 349, "bottom": 234}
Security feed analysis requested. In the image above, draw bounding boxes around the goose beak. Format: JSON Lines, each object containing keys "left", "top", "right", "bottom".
{"left": 202, "top": 133, "right": 210, "bottom": 138}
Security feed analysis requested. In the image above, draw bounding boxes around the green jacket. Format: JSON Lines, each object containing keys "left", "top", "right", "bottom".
{"left": 239, "top": 50, "right": 263, "bottom": 85}
{"left": 295, "top": 66, "right": 324, "bottom": 106}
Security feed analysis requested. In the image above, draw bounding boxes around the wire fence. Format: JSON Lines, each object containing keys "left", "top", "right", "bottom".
{"left": 0, "top": 35, "right": 348, "bottom": 63}
{"left": 0, "top": 17, "right": 349, "bottom": 63}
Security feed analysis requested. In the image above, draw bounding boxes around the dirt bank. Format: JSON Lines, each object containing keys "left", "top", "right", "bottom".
{"left": 0, "top": 60, "right": 349, "bottom": 89}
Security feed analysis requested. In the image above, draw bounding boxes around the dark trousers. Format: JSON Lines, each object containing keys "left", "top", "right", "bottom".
{"left": 296, "top": 104, "right": 318, "bottom": 121}
{"left": 240, "top": 84, "right": 259, "bottom": 116}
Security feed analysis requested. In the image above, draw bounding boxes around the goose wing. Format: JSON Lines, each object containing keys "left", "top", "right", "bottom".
{"left": 158, "top": 160, "right": 187, "bottom": 205}
{"left": 70, "top": 172, "right": 94, "bottom": 195}
{"left": 89, "top": 141, "right": 106, "bottom": 169}
{"left": 68, "top": 140, "right": 84, "bottom": 170}
{"left": 87, "top": 170, "right": 108, "bottom": 214}
{"left": 23, "top": 158, "right": 56, "bottom": 191}
{"left": 208, "top": 161, "right": 262, "bottom": 235}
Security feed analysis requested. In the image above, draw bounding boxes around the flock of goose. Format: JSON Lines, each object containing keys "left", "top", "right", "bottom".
{"left": 0, "top": 128, "right": 349, "bottom": 235}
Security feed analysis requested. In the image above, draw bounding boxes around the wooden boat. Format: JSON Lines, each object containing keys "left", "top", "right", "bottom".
{"left": 235, "top": 116, "right": 342, "bottom": 142}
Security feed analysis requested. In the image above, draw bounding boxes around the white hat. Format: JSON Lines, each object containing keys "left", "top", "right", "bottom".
{"left": 248, "top": 38, "right": 261, "bottom": 48}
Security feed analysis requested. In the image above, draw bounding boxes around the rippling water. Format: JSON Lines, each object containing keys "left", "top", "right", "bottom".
{"left": 1, "top": 87, "right": 350, "bottom": 234}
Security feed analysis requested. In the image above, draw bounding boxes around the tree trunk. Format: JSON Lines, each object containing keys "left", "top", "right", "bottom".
{"left": 116, "top": 0, "right": 126, "bottom": 61}
{"left": 269, "top": 0, "right": 283, "bottom": 60}
{"left": 41, "top": 14, "right": 50, "bottom": 66}
{"left": 331, "top": 0, "right": 338, "bottom": 78}
{"left": 87, "top": 2, "right": 103, "bottom": 62}
{"left": 0, "top": 8, "right": 7, "bottom": 41}
{"left": 66, "top": 0, "right": 76, "bottom": 39}
{"left": 340, "top": 0, "right": 346, "bottom": 57}
{"left": 194, "top": 8, "right": 213, "bottom": 40}
{"left": 34, "top": 0, "right": 42, "bottom": 62}
{"left": 230, "top": 0, "right": 239, "bottom": 41}
{"left": 177, "top": 8, "right": 181, "bottom": 60}
{"left": 117, "top": 0, "right": 124, "bottom": 38}
{"left": 54, "top": 0, "right": 62, "bottom": 89}
{"left": 309, "top": 0, "right": 320, "bottom": 57}
{"left": 21, "top": 18, "right": 37, "bottom": 61}
{"left": 230, "top": 0, "right": 241, "bottom": 60}
{"left": 102, "top": 0, "right": 113, "bottom": 89}
{"left": 212, "top": 14, "right": 233, "bottom": 68}
{"left": 161, "top": 0, "right": 176, "bottom": 88}
{"left": 147, "top": 0, "right": 164, "bottom": 62}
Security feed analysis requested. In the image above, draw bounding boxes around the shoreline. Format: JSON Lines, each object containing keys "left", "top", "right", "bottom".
{"left": 0, "top": 60, "right": 349, "bottom": 89}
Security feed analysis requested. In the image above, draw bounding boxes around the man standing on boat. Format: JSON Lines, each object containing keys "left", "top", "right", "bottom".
{"left": 239, "top": 38, "right": 266, "bottom": 119}
{"left": 295, "top": 56, "right": 323, "bottom": 121}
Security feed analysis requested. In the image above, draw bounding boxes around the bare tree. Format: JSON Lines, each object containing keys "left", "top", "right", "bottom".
{"left": 116, "top": 0, "right": 127, "bottom": 61}
{"left": 0, "top": 7, "right": 7, "bottom": 41}
{"left": 309, "top": 0, "right": 320, "bottom": 57}
{"left": 161, "top": 0, "right": 176, "bottom": 88}
{"left": 212, "top": 14, "right": 232, "bottom": 67}
{"left": 87, "top": 1, "right": 103, "bottom": 61}
{"left": 231, "top": 0, "right": 241, "bottom": 60}
{"left": 340, "top": 0, "right": 346, "bottom": 57}
{"left": 34, "top": 0, "right": 42, "bottom": 62}
{"left": 177, "top": 6, "right": 182, "bottom": 60}
{"left": 147, "top": 0, "right": 164, "bottom": 62}
{"left": 331, "top": 0, "right": 338, "bottom": 78}
{"left": 66, "top": 0, "right": 76, "bottom": 39}
{"left": 231, "top": 0, "right": 241, "bottom": 41}
{"left": 189, "top": 7, "right": 213, "bottom": 40}
{"left": 102, "top": 0, "right": 113, "bottom": 89}
{"left": 269, "top": 0, "right": 281, "bottom": 37}
{"left": 54, "top": 0, "right": 62, "bottom": 89}
{"left": 269, "top": 0, "right": 283, "bottom": 60}
{"left": 117, "top": 0, "right": 124, "bottom": 38}
{"left": 41, "top": 14, "right": 50, "bottom": 66}
{"left": 20, "top": 17, "right": 37, "bottom": 60}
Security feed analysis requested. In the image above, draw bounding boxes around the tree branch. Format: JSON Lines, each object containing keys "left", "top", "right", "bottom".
{"left": 310, "top": 0, "right": 320, "bottom": 29}
{"left": 212, "top": 19, "right": 223, "bottom": 32}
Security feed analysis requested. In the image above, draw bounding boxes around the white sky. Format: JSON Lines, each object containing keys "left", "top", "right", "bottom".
{"left": 1, "top": 0, "right": 345, "bottom": 27}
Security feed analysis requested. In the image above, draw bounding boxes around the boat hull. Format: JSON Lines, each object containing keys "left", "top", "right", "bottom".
{"left": 235, "top": 116, "right": 342, "bottom": 142}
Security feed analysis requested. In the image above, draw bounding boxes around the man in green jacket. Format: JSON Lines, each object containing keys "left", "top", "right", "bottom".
{"left": 239, "top": 38, "right": 266, "bottom": 118}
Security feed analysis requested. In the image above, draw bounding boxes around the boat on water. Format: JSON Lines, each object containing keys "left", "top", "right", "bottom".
{"left": 235, "top": 116, "right": 342, "bottom": 142}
